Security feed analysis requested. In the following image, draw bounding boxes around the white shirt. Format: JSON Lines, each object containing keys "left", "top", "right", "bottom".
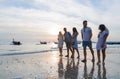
{"left": 64, "top": 32, "right": 71, "bottom": 42}
{"left": 81, "top": 27, "right": 91, "bottom": 41}
{"left": 96, "top": 30, "right": 108, "bottom": 50}
{"left": 58, "top": 35, "right": 63, "bottom": 48}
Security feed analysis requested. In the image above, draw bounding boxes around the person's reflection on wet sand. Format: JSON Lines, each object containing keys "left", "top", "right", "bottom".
{"left": 97, "top": 64, "right": 101, "bottom": 79}
{"left": 83, "top": 62, "right": 95, "bottom": 79}
{"left": 97, "top": 64, "right": 107, "bottom": 79}
{"left": 58, "top": 57, "right": 64, "bottom": 78}
{"left": 83, "top": 62, "right": 88, "bottom": 79}
{"left": 103, "top": 64, "right": 107, "bottom": 79}
{"left": 88, "top": 62, "right": 95, "bottom": 78}
{"left": 65, "top": 58, "right": 79, "bottom": 79}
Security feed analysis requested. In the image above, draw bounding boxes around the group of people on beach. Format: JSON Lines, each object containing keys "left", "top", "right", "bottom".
{"left": 58, "top": 20, "right": 109, "bottom": 65}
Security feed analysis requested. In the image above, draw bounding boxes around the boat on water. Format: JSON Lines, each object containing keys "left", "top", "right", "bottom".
{"left": 12, "top": 39, "right": 22, "bottom": 45}
{"left": 54, "top": 42, "right": 58, "bottom": 44}
{"left": 40, "top": 41, "right": 47, "bottom": 44}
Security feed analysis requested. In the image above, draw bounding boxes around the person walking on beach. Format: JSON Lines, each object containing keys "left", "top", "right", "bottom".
{"left": 96, "top": 24, "right": 109, "bottom": 65}
{"left": 63, "top": 28, "right": 73, "bottom": 57}
{"left": 71, "top": 27, "right": 80, "bottom": 58}
{"left": 58, "top": 31, "right": 64, "bottom": 56}
{"left": 81, "top": 20, "right": 95, "bottom": 62}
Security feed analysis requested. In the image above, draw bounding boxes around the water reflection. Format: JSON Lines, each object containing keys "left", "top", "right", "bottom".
{"left": 65, "top": 58, "right": 79, "bottom": 79}
{"left": 97, "top": 64, "right": 107, "bottom": 79}
{"left": 57, "top": 57, "right": 107, "bottom": 79}
{"left": 83, "top": 62, "right": 95, "bottom": 79}
{"left": 58, "top": 57, "right": 64, "bottom": 78}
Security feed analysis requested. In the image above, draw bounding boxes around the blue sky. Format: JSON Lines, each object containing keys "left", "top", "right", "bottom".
{"left": 0, "top": 0, "right": 120, "bottom": 42}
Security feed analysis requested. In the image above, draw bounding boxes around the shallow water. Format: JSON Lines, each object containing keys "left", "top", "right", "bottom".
{"left": 0, "top": 43, "right": 120, "bottom": 79}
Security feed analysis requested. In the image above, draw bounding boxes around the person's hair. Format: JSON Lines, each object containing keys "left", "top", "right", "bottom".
{"left": 63, "top": 28, "right": 66, "bottom": 31}
{"left": 83, "top": 20, "right": 87, "bottom": 24}
{"left": 59, "top": 31, "right": 62, "bottom": 35}
{"left": 73, "top": 27, "right": 78, "bottom": 33}
{"left": 59, "top": 31, "right": 61, "bottom": 34}
{"left": 99, "top": 24, "right": 106, "bottom": 32}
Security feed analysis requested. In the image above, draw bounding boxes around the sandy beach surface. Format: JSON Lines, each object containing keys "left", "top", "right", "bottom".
{"left": 0, "top": 47, "right": 120, "bottom": 79}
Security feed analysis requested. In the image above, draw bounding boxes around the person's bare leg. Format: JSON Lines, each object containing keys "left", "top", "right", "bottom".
{"left": 97, "top": 50, "right": 101, "bottom": 65}
{"left": 59, "top": 48, "right": 61, "bottom": 56}
{"left": 60, "top": 48, "right": 63, "bottom": 56}
{"left": 76, "top": 48, "right": 80, "bottom": 58}
{"left": 65, "top": 47, "right": 69, "bottom": 57}
{"left": 61, "top": 48, "right": 63, "bottom": 55}
{"left": 102, "top": 48, "right": 106, "bottom": 65}
{"left": 71, "top": 48, "right": 74, "bottom": 58}
{"left": 82, "top": 46, "right": 87, "bottom": 62}
{"left": 89, "top": 47, "right": 95, "bottom": 62}
{"left": 70, "top": 47, "right": 73, "bottom": 53}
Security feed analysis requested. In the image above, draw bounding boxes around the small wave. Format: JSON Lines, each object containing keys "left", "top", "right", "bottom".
{"left": 8, "top": 50, "right": 20, "bottom": 51}
{"left": 0, "top": 50, "right": 53, "bottom": 56}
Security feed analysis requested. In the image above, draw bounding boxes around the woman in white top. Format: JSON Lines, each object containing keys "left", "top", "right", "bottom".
{"left": 58, "top": 31, "right": 64, "bottom": 56}
{"left": 96, "top": 24, "right": 109, "bottom": 65}
{"left": 71, "top": 27, "right": 80, "bottom": 58}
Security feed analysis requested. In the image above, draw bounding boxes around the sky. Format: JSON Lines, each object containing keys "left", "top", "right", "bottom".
{"left": 0, "top": 0, "right": 120, "bottom": 42}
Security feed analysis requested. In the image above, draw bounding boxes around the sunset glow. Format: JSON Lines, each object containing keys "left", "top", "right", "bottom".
{"left": 49, "top": 27, "right": 60, "bottom": 36}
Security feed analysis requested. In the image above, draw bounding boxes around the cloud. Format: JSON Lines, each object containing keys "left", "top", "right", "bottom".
{"left": 0, "top": 0, "right": 120, "bottom": 41}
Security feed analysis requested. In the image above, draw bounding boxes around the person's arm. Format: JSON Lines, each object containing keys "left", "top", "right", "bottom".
{"left": 101, "top": 33, "right": 108, "bottom": 48}
{"left": 68, "top": 32, "right": 72, "bottom": 41}
{"left": 81, "top": 30, "right": 83, "bottom": 40}
{"left": 75, "top": 32, "right": 78, "bottom": 37}
{"left": 57, "top": 35, "right": 59, "bottom": 40}
{"left": 62, "top": 35, "right": 64, "bottom": 45}
{"left": 73, "top": 32, "right": 78, "bottom": 38}
{"left": 63, "top": 33, "right": 65, "bottom": 42}
{"left": 88, "top": 29, "right": 92, "bottom": 42}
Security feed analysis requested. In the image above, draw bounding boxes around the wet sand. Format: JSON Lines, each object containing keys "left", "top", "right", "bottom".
{"left": 0, "top": 48, "right": 120, "bottom": 79}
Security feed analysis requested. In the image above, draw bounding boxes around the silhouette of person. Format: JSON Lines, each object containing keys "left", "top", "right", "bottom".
{"left": 81, "top": 20, "right": 95, "bottom": 62}
{"left": 58, "top": 31, "right": 64, "bottom": 56}
{"left": 58, "top": 57, "right": 64, "bottom": 78}
{"left": 65, "top": 58, "right": 79, "bottom": 79}
{"left": 71, "top": 27, "right": 80, "bottom": 59}
{"left": 96, "top": 24, "right": 109, "bottom": 65}
{"left": 63, "top": 28, "right": 73, "bottom": 57}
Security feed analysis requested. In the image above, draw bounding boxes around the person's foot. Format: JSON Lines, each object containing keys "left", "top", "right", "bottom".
{"left": 97, "top": 61, "right": 101, "bottom": 65}
{"left": 102, "top": 62, "right": 105, "bottom": 65}
{"left": 91, "top": 58, "right": 95, "bottom": 62}
{"left": 81, "top": 59, "right": 86, "bottom": 62}
{"left": 59, "top": 54, "right": 63, "bottom": 56}
{"left": 71, "top": 55, "right": 74, "bottom": 58}
{"left": 65, "top": 55, "right": 69, "bottom": 57}
{"left": 77, "top": 56, "right": 80, "bottom": 59}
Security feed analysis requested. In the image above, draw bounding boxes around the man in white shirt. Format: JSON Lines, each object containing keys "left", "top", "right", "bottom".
{"left": 81, "top": 20, "right": 95, "bottom": 62}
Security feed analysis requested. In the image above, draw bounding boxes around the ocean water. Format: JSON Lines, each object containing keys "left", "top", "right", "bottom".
{"left": 0, "top": 42, "right": 54, "bottom": 56}
{"left": 0, "top": 41, "right": 120, "bottom": 56}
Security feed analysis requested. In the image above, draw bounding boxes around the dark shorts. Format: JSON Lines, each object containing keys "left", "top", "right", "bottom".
{"left": 65, "top": 42, "right": 71, "bottom": 48}
{"left": 82, "top": 41, "right": 92, "bottom": 47}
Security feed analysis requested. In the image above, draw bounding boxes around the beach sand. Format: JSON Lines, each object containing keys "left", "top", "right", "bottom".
{"left": 0, "top": 48, "right": 120, "bottom": 79}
